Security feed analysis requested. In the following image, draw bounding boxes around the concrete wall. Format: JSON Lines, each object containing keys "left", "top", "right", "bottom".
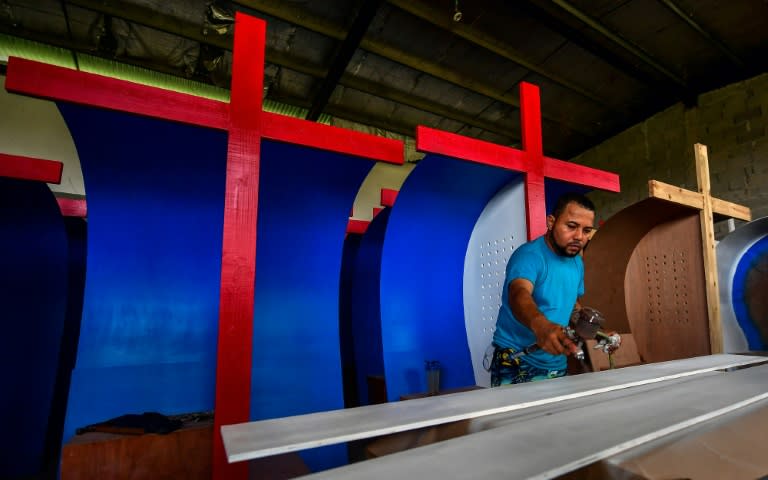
{"left": 573, "top": 72, "right": 768, "bottom": 237}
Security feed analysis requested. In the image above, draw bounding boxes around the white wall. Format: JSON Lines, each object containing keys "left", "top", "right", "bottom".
{"left": 0, "top": 75, "right": 84, "bottom": 196}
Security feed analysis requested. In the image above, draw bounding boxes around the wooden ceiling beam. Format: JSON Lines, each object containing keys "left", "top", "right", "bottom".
{"left": 266, "top": 51, "right": 518, "bottom": 140}
{"left": 547, "top": 0, "right": 689, "bottom": 89}
{"left": 306, "top": 0, "right": 384, "bottom": 121}
{"left": 234, "top": 0, "right": 594, "bottom": 138}
{"left": 512, "top": 0, "right": 686, "bottom": 102}
{"left": 62, "top": 0, "right": 525, "bottom": 141}
{"left": 387, "top": 0, "right": 618, "bottom": 111}
{"left": 0, "top": 24, "right": 212, "bottom": 84}
{"left": 657, "top": 0, "right": 745, "bottom": 69}
{"left": 67, "top": 0, "right": 231, "bottom": 50}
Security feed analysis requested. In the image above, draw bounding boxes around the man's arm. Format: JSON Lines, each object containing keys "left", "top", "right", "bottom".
{"left": 508, "top": 279, "right": 578, "bottom": 356}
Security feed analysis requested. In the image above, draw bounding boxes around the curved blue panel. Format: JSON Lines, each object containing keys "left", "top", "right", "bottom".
{"left": 339, "top": 233, "right": 362, "bottom": 408}
{"left": 380, "top": 155, "right": 519, "bottom": 401}
{"left": 732, "top": 235, "right": 768, "bottom": 350}
{"left": 251, "top": 140, "right": 374, "bottom": 471}
{"left": 0, "top": 178, "right": 68, "bottom": 477}
{"left": 43, "top": 217, "right": 87, "bottom": 476}
{"left": 350, "top": 208, "right": 391, "bottom": 406}
{"left": 57, "top": 104, "right": 227, "bottom": 442}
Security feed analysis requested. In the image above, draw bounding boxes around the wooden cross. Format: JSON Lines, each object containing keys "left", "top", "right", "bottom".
{"left": 416, "top": 82, "right": 620, "bottom": 240}
{"left": 648, "top": 143, "right": 751, "bottom": 354}
{"left": 7, "top": 13, "right": 402, "bottom": 480}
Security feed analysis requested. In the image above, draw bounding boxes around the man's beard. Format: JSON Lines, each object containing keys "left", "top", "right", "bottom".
{"left": 548, "top": 229, "right": 580, "bottom": 257}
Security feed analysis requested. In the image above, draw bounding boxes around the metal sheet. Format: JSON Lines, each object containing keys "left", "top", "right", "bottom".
{"left": 717, "top": 216, "right": 768, "bottom": 351}
{"left": 304, "top": 363, "right": 768, "bottom": 479}
{"left": 221, "top": 354, "right": 766, "bottom": 462}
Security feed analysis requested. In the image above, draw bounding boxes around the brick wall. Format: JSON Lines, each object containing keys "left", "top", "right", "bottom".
{"left": 573, "top": 72, "right": 768, "bottom": 238}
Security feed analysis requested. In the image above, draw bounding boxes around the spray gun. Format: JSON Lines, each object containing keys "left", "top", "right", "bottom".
{"left": 507, "top": 307, "right": 620, "bottom": 363}
{"left": 570, "top": 307, "right": 621, "bottom": 357}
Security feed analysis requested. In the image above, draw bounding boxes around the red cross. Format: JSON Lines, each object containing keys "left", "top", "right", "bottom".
{"left": 6, "top": 12, "right": 402, "bottom": 480}
{"left": 416, "top": 82, "right": 620, "bottom": 240}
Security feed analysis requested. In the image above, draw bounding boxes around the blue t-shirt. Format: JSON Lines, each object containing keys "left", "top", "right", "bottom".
{"left": 492, "top": 235, "right": 584, "bottom": 371}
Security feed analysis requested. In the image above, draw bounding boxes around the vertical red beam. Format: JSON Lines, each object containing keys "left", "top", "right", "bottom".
{"left": 519, "top": 82, "right": 546, "bottom": 240}
{"left": 56, "top": 197, "right": 87, "bottom": 217}
{"left": 213, "top": 13, "right": 265, "bottom": 480}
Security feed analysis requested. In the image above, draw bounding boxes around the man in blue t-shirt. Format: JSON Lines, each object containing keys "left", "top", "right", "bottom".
{"left": 490, "top": 192, "right": 596, "bottom": 385}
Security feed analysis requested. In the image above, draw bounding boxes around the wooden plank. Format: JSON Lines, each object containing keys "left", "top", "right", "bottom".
{"left": 61, "top": 423, "right": 213, "bottom": 480}
{"left": 56, "top": 198, "right": 87, "bottom": 217}
{"left": 380, "top": 188, "right": 398, "bottom": 207}
{"left": 711, "top": 197, "right": 751, "bottom": 221}
{"left": 4, "top": 58, "right": 403, "bottom": 165}
{"left": 262, "top": 113, "right": 402, "bottom": 165}
{"left": 221, "top": 354, "right": 766, "bottom": 463}
{"left": 304, "top": 363, "right": 768, "bottom": 479}
{"left": 0, "top": 153, "right": 63, "bottom": 184}
{"left": 5, "top": 57, "right": 230, "bottom": 130}
{"left": 212, "top": 12, "right": 263, "bottom": 480}
{"left": 542, "top": 157, "right": 620, "bottom": 192}
{"left": 648, "top": 180, "right": 751, "bottom": 221}
{"left": 648, "top": 179, "right": 704, "bottom": 209}
{"left": 519, "top": 82, "right": 547, "bottom": 240}
{"left": 695, "top": 144, "right": 722, "bottom": 354}
{"left": 346, "top": 219, "right": 370, "bottom": 234}
{"left": 416, "top": 125, "right": 527, "bottom": 171}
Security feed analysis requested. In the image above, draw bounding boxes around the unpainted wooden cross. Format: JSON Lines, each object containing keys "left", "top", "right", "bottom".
{"left": 648, "top": 143, "right": 751, "bottom": 353}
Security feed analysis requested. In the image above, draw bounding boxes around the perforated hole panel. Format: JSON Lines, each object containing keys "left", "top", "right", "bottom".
{"left": 645, "top": 251, "right": 691, "bottom": 326}
{"left": 463, "top": 181, "right": 526, "bottom": 386}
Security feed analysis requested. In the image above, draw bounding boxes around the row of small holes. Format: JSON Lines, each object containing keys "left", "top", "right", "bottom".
{"left": 646, "top": 252, "right": 690, "bottom": 324}
{"left": 478, "top": 235, "right": 515, "bottom": 333}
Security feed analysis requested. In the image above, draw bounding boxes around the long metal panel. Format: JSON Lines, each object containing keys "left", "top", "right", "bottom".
{"left": 222, "top": 354, "right": 766, "bottom": 462}
{"left": 305, "top": 363, "right": 768, "bottom": 479}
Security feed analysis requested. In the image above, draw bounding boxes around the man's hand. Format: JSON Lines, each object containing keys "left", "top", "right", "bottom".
{"left": 530, "top": 315, "right": 580, "bottom": 356}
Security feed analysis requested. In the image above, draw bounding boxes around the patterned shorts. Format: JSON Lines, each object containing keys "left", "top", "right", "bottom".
{"left": 490, "top": 345, "right": 565, "bottom": 386}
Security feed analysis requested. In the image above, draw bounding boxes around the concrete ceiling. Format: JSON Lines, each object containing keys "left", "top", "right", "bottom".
{"left": 1, "top": 0, "right": 766, "bottom": 158}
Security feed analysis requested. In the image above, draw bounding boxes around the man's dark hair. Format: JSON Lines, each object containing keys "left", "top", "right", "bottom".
{"left": 551, "top": 192, "right": 596, "bottom": 218}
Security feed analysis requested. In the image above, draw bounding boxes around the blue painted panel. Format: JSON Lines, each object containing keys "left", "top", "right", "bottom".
{"left": 379, "top": 155, "right": 519, "bottom": 401}
{"left": 0, "top": 178, "right": 68, "bottom": 478}
{"left": 57, "top": 104, "right": 227, "bottom": 442}
{"left": 43, "top": 217, "right": 87, "bottom": 476}
{"left": 350, "top": 208, "right": 391, "bottom": 406}
{"left": 732, "top": 235, "right": 768, "bottom": 350}
{"left": 339, "top": 233, "right": 362, "bottom": 408}
{"left": 251, "top": 140, "right": 374, "bottom": 471}
{"left": 544, "top": 179, "right": 591, "bottom": 214}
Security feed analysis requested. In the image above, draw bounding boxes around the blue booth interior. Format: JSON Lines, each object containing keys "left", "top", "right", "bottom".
{"left": 6, "top": 100, "right": 597, "bottom": 476}
{"left": 1, "top": 178, "right": 85, "bottom": 478}
{"left": 732, "top": 234, "right": 768, "bottom": 350}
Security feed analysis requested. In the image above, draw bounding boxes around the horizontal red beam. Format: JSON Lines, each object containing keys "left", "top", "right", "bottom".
{"left": 56, "top": 197, "right": 87, "bottom": 217}
{"left": 5, "top": 57, "right": 229, "bottom": 130}
{"left": 0, "top": 153, "right": 63, "bottom": 183}
{"left": 262, "top": 113, "right": 403, "bottom": 165}
{"left": 5, "top": 57, "right": 404, "bottom": 165}
{"left": 416, "top": 126, "right": 527, "bottom": 171}
{"left": 417, "top": 126, "right": 620, "bottom": 193}
{"left": 543, "top": 157, "right": 620, "bottom": 192}
{"left": 381, "top": 188, "right": 398, "bottom": 207}
{"left": 346, "top": 218, "right": 370, "bottom": 234}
